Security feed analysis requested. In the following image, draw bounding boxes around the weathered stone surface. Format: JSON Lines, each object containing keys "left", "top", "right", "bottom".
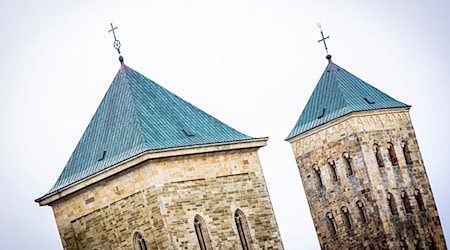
{"left": 50, "top": 146, "right": 284, "bottom": 249}
{"left": 288, "top": 109, "right": 447, "bottom": 249}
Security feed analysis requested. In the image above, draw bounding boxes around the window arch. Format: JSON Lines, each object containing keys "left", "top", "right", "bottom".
{"left": 387, "top": 192, "right": 398, "bottom": 215}
{"left": 401, "top": 191, "right": 412, "bottom": 213}
{"left": 401, "top": 140, "right": 413, "bottom": 165}
{"left": 341, "top": 206, "right": 353, "bottom": 230}
{"left": 342, "top": 152, "right": 353, "bottom": 176}
{"left": 133, "top": 232, "right": 148, "bottom": 250}
{"left": 326, "top": 212, "right": 337, "bottom": 235}
{"left": 373, "top": 144, "right": 384, "bottom": 168}
{"left": 387, "top": 142, "right": 398, "bottom": 166}
{"left": 313, "top": 165, "right": 323, "bottom": 189}
{"left": 328, "top": 159, "right": 338, "bottom": 182}
{"left": 414, "top": 189, "right": 426, "bottom": 212}
{"left": 356, "top": 200, "right": 367, "bottom": 224}
{"left": 194, "top": 215, "right": 212, "bottom": 250}
{"left": 234, "top": 209, "right": 252, "bottom": 250}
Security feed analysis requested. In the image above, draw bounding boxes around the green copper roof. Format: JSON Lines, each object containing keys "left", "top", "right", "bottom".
{"left": 286, "top": 59, "right": 410, "bottom": 140}
{"left": 46, "top": 64, "right": 255, "bottom": 195}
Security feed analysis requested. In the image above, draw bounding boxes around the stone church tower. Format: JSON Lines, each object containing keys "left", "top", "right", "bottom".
{"left": 35, "top": 60, "right": 283, "bottom": 249}
{"left": 286, "top": 55, "right": 446, "bottom": 249}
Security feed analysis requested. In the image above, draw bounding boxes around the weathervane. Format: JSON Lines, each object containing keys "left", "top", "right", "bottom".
{"left": 108, "top": 23, "right": 124, "bottom": 64}
{"left": 317, "top": 23, "right": 331, "bottom": 59}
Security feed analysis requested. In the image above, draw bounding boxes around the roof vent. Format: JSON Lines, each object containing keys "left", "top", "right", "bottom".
{"left": 182, "top": 128, "right": 195, "bottom": 136}
{"left": 364, "top": 96, "right": 376, "bottom": 104}
{"left": 317, "top": 106, "right": 326, "bottom": 119}
{"left": 98, "top": 150, "right": 106, "bottom": 161}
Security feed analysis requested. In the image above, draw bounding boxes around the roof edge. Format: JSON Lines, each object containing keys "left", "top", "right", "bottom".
{"left": 35, "top": 137, "right": 268, "bottom": 206}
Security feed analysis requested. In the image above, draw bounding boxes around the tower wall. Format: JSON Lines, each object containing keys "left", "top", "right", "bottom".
{"left": 50, "top": 146, "right": 283, "bottom": 249}
{"left": 289, "top": 108, "right": 446, "bottom": 249}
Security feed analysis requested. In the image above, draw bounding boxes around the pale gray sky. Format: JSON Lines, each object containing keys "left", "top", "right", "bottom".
{"left": 1, "top": 1, "right": 449, "bottom": 249}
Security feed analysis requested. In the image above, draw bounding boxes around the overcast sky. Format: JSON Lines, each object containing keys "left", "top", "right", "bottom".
{"left": 1, "top": 1, "right": 449, "bottom": 249}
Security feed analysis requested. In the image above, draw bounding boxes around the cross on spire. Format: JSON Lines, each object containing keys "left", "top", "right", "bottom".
{"left": 317, "top": 23, "right": 330, "bottom": 57}
{"left": 108, "top": 23, "right": 121, "bottom": 55}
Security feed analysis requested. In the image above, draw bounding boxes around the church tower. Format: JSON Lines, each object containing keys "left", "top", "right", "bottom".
{"left": 286, "top": 54, "right": 447, "bottom": 249}
{"left": 35, "top": 47, "right": 283, "bottom": 248}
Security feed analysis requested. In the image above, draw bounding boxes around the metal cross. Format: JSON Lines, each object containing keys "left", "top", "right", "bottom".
{"left": 317, "top": 23, "right": 330, "bottom": 55}
{"left": 108, "top": 23, "right": 121, "bottom": 54}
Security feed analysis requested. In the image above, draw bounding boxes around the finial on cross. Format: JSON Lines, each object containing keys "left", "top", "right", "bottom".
{"left": 108, "top": 23, "right": 121, "bottom": 55}
{"left": 317, "top": 23, "right": 330, "bottom": 56}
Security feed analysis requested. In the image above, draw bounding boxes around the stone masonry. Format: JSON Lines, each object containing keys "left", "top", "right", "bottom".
{"left": 288, "top": 108, "right": 446, "bottom": 249}
{"left": 45, "top": 140, "right": 284, "bottom": 249}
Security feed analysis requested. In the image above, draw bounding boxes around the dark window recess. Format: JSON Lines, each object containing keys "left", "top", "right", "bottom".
{"left": 388, "top": 143, "right": 398, "bottom": 166}
{"left": 356, "top": 200, "right": 367, "bottom": 224}
{"left": 317, "top": 106, "right": 326, "bottom": 119}
{"left": 364, "top": 96, "right": 376, "bottom": 104}
{"left": 387, "top": 192, "right": 398, "bottom": 215}
{"left": 401, "top": 191, "right": 412, "bottom": 213}
{"left": 235, "top": 209, "right": 252, "bottom": 250}
{"left": 414, "top": 189, "right": 426, "bottom": 212}
{"left": 374, "top": 144, "right": 384, "bottom": 168}
{"left": 326, "top": 212, "right": 337, "bottom": 235}
{"left": 194, "top": 215, "right": 211, "bottom": 250}
{"left": 98, "top": 150, "right": 106, "bottom": 161}
{"left": 183, "top": 128, "right": 195, "bottom": 136}
{"left": 341, "top": 207, "right": 352, "bottom": 229}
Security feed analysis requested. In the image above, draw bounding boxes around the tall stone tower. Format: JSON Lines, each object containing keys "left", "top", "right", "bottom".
{"left": 286, "top": 55, "right": 446, "bottom": 249}
{"left": 35, "top": 61, "right": 283, "bottom": 249}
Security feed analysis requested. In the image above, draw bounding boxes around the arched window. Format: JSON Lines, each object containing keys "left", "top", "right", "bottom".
{"left": 401, "top": 191, "right": 412, "bottom": 213}
{"left": 387, "top": 192, "right": 398, "bottom": 215}
{"left": 342, "top": 152, "right": 353, "bottom": 176}
{"left": 341, "top": 206, "right": 352, "bottom": 230}
{"left": 234, "top": 209, "right": 252, "bottom": 250}
{"left": 313, "top": 165, "right": 323, "bottom": 189}
{"left": 414, "top": 189, "right": 426, "bottom": 212}
{"left": 402, "top": 140, "right": 413, "bottom": 165}
{"left": 388, "top": 142, "right": 398, "bottom": 166}
{"left": 326, "top": 212, "right": 337, "bottom": 235}
{"left": 133, "top": 232, "right": 147, "bottom": 250}
{"left": 194, "top": 215, "right": 212, "bottom": 250}
{"left": 374, "top": 144, "right": 384, "bottom": 168}
{"left": 328, "top": 159, "right": 338, "bottom": 182}
{"left": 356, "top": 200, "right": 367, "bottom": 224}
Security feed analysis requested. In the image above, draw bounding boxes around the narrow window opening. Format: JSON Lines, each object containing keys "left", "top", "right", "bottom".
{"left": 329, "top": 159, "right": 338, "bottom": 182}
{"left": 414, "top": 189, "right": 426, "bottom": 212}
{"left": 388, "top": 142, "right": 398, "bottom": 166}
{"left": 341, "top": 206, "right": 352, "bottom": 230}
{"left": 133, "top": 232, "right": 147, "bottom": 250}
{"left": 356, "top": 200, "right": 367, "bottom": 224}
{"left": 343, "top": 152, "right": 353, "bottom": 176}
{"left": 401, "top": 191, "right": 412, "bottom": 213}
{"left": 374, "top": 144, "right": 384, "bottom": 168}
{"left": 313, "top": 165, "right": 323, "bottom": 189}
{"left": 235, "top": 209, "right": 252, "bottom": 250}
{"left": 402, "top": 141, "right": 413, "bottom": 165}
{"left": 387, "top": 192, "right": 398, "bottom": 215}
{"left": 326, "top": 212, "right": 337, "bottom": 235}
{"left": 194, "top": 215, "right": 212, "bottom": 250}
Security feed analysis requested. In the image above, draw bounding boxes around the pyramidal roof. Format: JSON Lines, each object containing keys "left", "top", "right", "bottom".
{"left": 46, "top": 63, "right": 255, "bottom": 195}
{"left": 286, "top": 57, "right": 410, "bottom": 140}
